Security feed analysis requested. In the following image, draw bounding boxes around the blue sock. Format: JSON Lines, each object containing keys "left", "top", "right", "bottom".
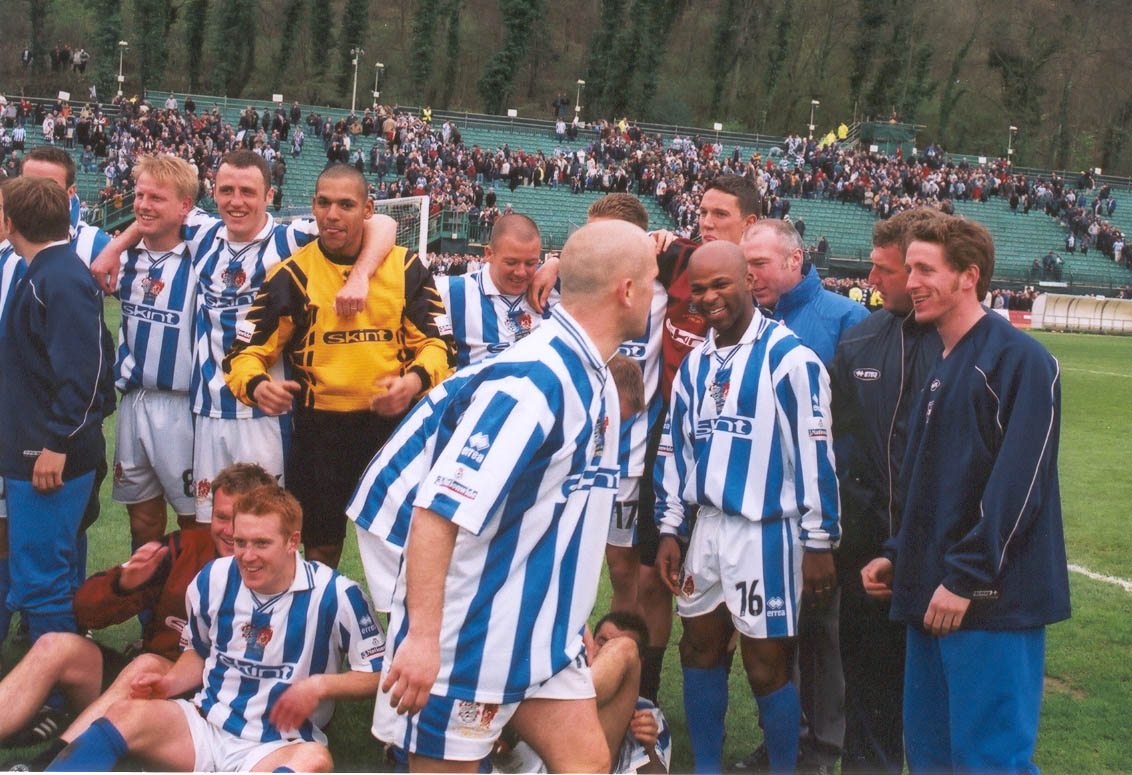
{"left": 755, "top": 682, "right": 801, "bottom": 775}
{"left": 0, "top": 557, "right": 11, "bottom": 642}
{"left": 683, "top": 666, "right": 728, "bottom": 773}
{"left": 272, "top": 768, "right": 295, "bottom": 773}
{"left": 46, "top": 718, "right": 129, "bottom": 772}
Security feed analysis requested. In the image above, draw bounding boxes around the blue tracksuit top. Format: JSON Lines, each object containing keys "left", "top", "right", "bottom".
{"left": 771, "top": 264, "right": 869, "bottom": 365}
{"left": 0, "top": 243, "right": 115, "bottom": 481}
{"left": 887, "top": 312, "right": 1071, "bottom": 630}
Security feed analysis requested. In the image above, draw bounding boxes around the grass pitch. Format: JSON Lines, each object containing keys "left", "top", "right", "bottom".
{"left": 3, "top": 323, "right": 1129, "bottom": 772}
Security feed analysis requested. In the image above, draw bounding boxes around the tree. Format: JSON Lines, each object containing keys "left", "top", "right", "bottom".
{"left": 338, "top": 0, "right": 371, "bottom": 100}
{"left": 476, "top": 0, "right": 543, "bottom": 115}
{"left": 90, "top": 0, "right": 123, "bottom": 98}
{"left": 183, "top": 0, "right": 209, "bottom": 92}
{"left": 410, "top": 0, "right": 442, "bottom": 99}
{"left": 438, "top": 0, "right": 464, "bottom": 106}
{"left": 134, "top": 0, "right": 170, "bottom": 91}
{"left": 27, "top": 0, "right": 49, "bottom": 71}
{"left": 581, "top": 0, "right": 625, "bottom": 119}
{"left": 205, "top": 0, "right": 255, "bottom": 96}
{"left": 270, "top": 0, "right": 307, "bottom": 93}
{"left": 306, "top": 0, "right": 337, "bottom": 102}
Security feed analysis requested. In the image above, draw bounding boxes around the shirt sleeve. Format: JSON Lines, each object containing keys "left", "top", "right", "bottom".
{"left": 653, "top": 363, "right": 694, "bottom": 539}
{"left": 399, "top": 251, "right": 455, "bottom": 391}
{"left": 773, "top": 346, "right": 841, "bottom": 550}
{"left": 42, "top": 273, "right": 108, "bottom": 453}
{"left": 222, "top": 262, "right": 301, "bottom": 406}
{"left": 941, "top": 350, "right": 1061, "bottom": 597}
{"left": 336, "top": 578, "right": 386, "bottom": 673}
{"left": 413, "top": 374, "right": 557, "bottom": 535}
{"left": 182, "top": 562, "right": 215, "bottom": 658}
{"left": 181, "top": 208, "right": 222, "bottom": 259}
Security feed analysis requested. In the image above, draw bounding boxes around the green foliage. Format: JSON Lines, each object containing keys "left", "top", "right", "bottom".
{"left": 183, "top": 0, "right": 209, "bottom": 91}
{"left": 28, "top": 0, "right": 50, "bottom": 70}
{"left": 270, "top": 0, "right": 307, "bottom": 92}
{"left": 305, "top": 0, "right": 337, "bottom": 102}
{"left": 133, "top": 0, "right": 170, "bottom": 91}
{"left": 581, "top": 0, "right": 625, "bottom": 119}
{"left": 439, "top": 0, "right": 464, "bottom": 107}
{"left": 409, "top": 0, "right": 442, "bottom": 99}
{"left": 986, "top": 20, "right": 1061, "bottom": 163}
{"left": 476, "top": 0, "right": 543, "bottom": 115}
{"left": 338, "top": 0, "right": 371, "bottom": 101}
{"left": 202, "top": 0, "right": 256, "bottom": 96}
{"left": 633, "top": 0, "right": 683, "bottom": 119}
{"left": 708, "top": 0, "right": 742, "bottom": 117}
{"left": 848, "top": 0, "right": 886, "bottom": 103}
{"left": 89, "top": 0, "right": 123, "bottom": 97}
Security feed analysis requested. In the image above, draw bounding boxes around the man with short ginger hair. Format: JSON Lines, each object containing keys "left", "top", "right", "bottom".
{"left": 46, "top": 483, "right": 386, "bottom": 773}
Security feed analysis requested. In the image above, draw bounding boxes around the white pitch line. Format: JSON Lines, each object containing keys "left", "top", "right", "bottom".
{"left": 1061, "top": 367, "right": 1132, "bottom": 379}
{"left": 1068, "top": 563, "right": 1132, "bottom": 593}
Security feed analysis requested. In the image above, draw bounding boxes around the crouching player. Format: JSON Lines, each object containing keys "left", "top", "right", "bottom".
{"left": 653, "top": 241, "right": 840, "bottom": 773}
{"left": 495, "top": 612, "right": 672, "bottom": 774}
{"left": 0, "top": 463, "right": 274, "bottom": 767}
{"left": 46, "top": 484, "right": 385, "bottom": 772}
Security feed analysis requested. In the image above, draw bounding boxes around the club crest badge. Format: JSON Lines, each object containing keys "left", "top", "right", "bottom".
{"left": 140, "top": 276, "right": 165, "bottom": 304}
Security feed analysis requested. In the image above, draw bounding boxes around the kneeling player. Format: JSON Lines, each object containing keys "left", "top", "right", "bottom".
{"left": 653, "top": 242, "right": 839, "bottom": 773}
{"left": 0, "top": 464, "right": 274, "bottom": 768}
{"left": 46, "top": 484, "right": 385, "bottom": 773}
{"left": 495, "top": 611, "right": 671, "bottom": 774}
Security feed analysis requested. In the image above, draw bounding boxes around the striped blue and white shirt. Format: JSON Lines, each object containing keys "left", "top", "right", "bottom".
{"left": 69, "top": 194, "right": 111, "bottom": 268}
{"left": 182, "top": 556, "right": 385, "bottom": 745}
{"left": 435, "top": 268, "right": 557, "bottom": 368}
{"left": 184, "top": 211, "right": 318, "bottom": 418}
{"left": 0, "top": 242, "right": 24, "bottom": 328}
{"left": 655, "top": 310, "right": 840, "bottom": 549}
{"left": 385, "top": 306, "right": 621, "bottom": 704}
{"left": 616, "top": 281, "right": 666, "bottom": 480}
{"left": 114, "top": 242, "right": 197, "bottom": 392}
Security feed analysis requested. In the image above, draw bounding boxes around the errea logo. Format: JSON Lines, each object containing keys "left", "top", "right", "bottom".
{"left": 853, "top": 368, "right": 881, "bottom": 381}
{"left": 457, "top": 431, "right": 492, "bottom": 468}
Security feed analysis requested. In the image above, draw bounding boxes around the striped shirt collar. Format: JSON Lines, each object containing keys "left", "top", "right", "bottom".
{"left": 550, "top": 305, "right": 606, "bottom": 374}
{"left": 703, "top": 307, "right": 770, "bottom": 355}
{"left": 476, "top": 267, "right": 508, "bottom": 298}
{"left": 217, "top": 213, "right": 277, "bottom": 245}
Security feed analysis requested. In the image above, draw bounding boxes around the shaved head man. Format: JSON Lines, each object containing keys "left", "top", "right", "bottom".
{"left": 371, "top": 219, "right": 658, "bottom": 774}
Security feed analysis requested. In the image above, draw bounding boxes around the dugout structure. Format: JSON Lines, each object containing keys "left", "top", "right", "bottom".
{"left": 1031, "top": 293, "right": 1132, "bottom": 334}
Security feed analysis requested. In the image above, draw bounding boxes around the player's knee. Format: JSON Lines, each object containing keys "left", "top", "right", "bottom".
{"left": 599, "top": 634, "right": 642, "bottom": 674}
{"left": 102, "top": 699, "right": 145, "bottom": 737}
{"left": 679, "top": 629, "right": 727, "bottom": 668}
{"left": 286, "top": 743, "right": 333, "bottom": 772}
{"left": 743, "top": 651, "right": 789, "bottom": 696}
{"left": 30, "top": 630, "right": 88, "bottom": 663}
{"left": 116, "top": 653, "right": 170, "bottom": 683}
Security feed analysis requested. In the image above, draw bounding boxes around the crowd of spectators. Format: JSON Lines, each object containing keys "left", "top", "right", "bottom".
{"left": 3, "top": 89, "right": 1131, "bottom": 291}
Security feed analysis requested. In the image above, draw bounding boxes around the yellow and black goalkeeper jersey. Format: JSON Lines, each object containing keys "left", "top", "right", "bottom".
{"left": 224, "top": 240, "right": 454, "bottom": 413}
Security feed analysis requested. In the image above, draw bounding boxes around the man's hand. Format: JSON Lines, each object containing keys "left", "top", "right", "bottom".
{"left": 119, "top": 541, "right": 170, "bottom": 592}
{"left": 629, "top": 708, "right": 659, "bottom": 747}
{"left": 335, "top": 270, "right": 369, "bottom": 317}
{"left": 802, "top": 550, "right": 837, "bottom": 608}
{"left": 252, "top": 379, "right": 300, "bottom": 415}
{"left": 382, "top": 633, "right": 440, "bottom": 715}
{"left": 655, "top": 536, "right": 683, "bottom": 596}
{"left": 130, "top": 671, "right": 171, "bottom": 700}
{"left": 268, "top": 676, "right": 323, "bottom": 731}
{"left": 526, "top": 255, "right": 559, "bottom": 314}
{"left": 923, "top": 584, "right": 971, "bottom": 637}
{"left": 649, "top": 229, "right": 677, "bottom": 256}
{"left": 32, "top": 449, "right": 66, "bottom": 494}
{"left": 371, "top": 372, "right": 423, "bottom": 417}
{"left": 89, "top": 248, "right": 122, "bottom": 294}
{"left": 861, "top": 557, "right": 894, "bottom": 600}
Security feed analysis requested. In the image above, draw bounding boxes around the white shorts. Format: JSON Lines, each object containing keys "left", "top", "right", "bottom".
{"left": 678, "top": 507, "right": 802, "bottom": 639}
{"left": 174, "top": 699, "right": 305, "bottom": 772}
{"left": 192, "top": 414, "right": 287, "bottom": 522}
{"left": 607, "top": 477, "right": 640, "bottom": 548}
{"left": 356, "top": 523, "right": 401, "bottom": 613}
{"left": 112, "top": 390, "right": 195, "bottom": 515}
{"left": 373, "top": 655, "right": 595, "bottom": 761}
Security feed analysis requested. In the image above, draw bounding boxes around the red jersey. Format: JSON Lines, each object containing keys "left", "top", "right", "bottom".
{"left": 74, "top": 528, "right": 217, "bottom": 661}
{"left": 658, "top": 238, "right": 708, "bottom": 400}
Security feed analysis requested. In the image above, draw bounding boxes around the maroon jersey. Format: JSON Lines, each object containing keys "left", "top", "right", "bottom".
{"left": 658, "top": 238, "right": 707, "bottom": 399}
